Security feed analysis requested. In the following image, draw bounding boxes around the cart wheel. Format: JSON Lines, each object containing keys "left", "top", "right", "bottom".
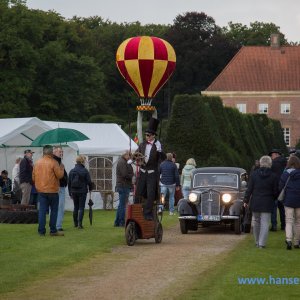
{"left": 155, "top": 222, "right": 163, "bottom": 243}
{"left": 125, "top": 221, "right": 136, "bottom": 246}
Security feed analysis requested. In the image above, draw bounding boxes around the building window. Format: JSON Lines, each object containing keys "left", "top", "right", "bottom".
{"left": 88, "top": 156, "right": 113, "bottom": 191}
{"left": 258, "top": 103, "right": 268, "bottom": 114}
{"left": 281, "top": 103, "right": 290, "bottom": 114}
{"left": 282, "top": 128, "right": 290, "bottom": 146}
{"left": 236, "top": 103, "right": 246, "bottom": 113}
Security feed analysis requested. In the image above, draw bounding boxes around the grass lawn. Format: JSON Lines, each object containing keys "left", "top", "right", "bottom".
{"left": 0, "top": 210, "right": 177, "bottom": 295}
{"left": 176, "top": 230, "right": 300, "bottom": 300}
{"left": 2, "top": 211, "right": 300, "bottom": 299}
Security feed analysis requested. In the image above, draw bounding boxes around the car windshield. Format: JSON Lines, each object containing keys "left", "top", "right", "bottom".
{"left": 193, "top": 173, "right": 238, "bottom": 188}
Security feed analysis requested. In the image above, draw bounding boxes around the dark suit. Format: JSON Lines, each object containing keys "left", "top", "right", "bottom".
{"left": 271, "top": 156, "right": 287, "bottom": 229}
{"left": 134, "top": 140, "right": 165, "bottom": 217}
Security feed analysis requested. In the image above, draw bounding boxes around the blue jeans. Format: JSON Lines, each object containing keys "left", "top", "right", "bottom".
{"left": 114, "top": 187, "right": 130, "bottom": 226}
{"left": 56, "top": 187, "right": 65, "bottom": 230}
{"left": 160, "top": 185, "right": 176, "bottom": 213}
{"left": 182, "top": 186, "right": 190, "bottom": 199}
{"left": 38, "top": 193, "right": 59, "bottom": 235}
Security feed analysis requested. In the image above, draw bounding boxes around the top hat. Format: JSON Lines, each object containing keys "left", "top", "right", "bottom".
{"left": 145, "top": 117, "right": 159, "bottom": 135}
{"left": 268, "top": 149, "right": 282, "bottom": 156}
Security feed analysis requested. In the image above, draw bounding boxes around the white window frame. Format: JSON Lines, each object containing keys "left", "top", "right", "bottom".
{"left": 236, "top": 103, "right": 246, "bottom": 113}
{"left": 281, "top": 103, "right": 290, "bottom": 114}
{"left": 282, "top": 128, "right": 290, "bottom": 147}
{"left": 258, "top": 103, "right": 268, "bottom": 114}
{"left": 88, "top": 156, "right": 114, "bottom": 191}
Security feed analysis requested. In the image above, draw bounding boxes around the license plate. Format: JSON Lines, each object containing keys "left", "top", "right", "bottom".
{"left": 198, "top": 215, "right": 220, "bottom": 221}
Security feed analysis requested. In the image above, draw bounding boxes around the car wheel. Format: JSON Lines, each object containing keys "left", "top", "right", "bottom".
{"left": 125, "top": 221, "right": 136, "bottom": 246}
{"left": 180, "top": 219, "right": 188, "bottom": 234}
{"left": 154, "top": 222, "right": 163, "bottom": 243}
{"left": 234, "top": 217, "right": 242, "bottom": 234}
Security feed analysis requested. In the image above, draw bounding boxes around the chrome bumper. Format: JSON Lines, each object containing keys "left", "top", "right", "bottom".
{"left": 178, "top": 215, "right": 239, "bottom": 220}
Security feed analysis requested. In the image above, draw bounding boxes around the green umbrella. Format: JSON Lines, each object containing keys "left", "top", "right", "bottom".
{"left": 31, "top": 128, "right": 90, "bottom": 146}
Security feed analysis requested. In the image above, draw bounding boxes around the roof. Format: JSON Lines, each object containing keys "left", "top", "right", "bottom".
{"left": 193, "top": 167, "right": 246, "bottom": 174}
{"left": 205, "top": 46, "right": 300, "bottom": 92}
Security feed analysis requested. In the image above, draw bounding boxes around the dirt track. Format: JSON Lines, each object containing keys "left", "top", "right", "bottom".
{"left": 4, "top": 223, "right": 246, "bottom": 300}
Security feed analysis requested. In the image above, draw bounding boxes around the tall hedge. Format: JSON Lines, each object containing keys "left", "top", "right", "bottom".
{"left": 164, "top": 94, "right": 287, "bottom": 171}
{"left": 165, "top": 94, "right": 222, "bottom": 167}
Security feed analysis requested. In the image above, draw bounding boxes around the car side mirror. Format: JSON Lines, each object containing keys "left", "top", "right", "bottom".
{"left": 241, "top": 181, "right": 247, "bottom": 188}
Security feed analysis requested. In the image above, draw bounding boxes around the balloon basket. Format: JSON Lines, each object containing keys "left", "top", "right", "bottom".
{"left": 136, "top": 105, "right": 156, "bottom": 112}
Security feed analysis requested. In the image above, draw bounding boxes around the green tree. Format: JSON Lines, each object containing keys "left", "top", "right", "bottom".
{"left": 223, "top": 21, "right": 288, "bottom": 46}
{"left": 164, "top": 12, "right": 239, "bottom": 96}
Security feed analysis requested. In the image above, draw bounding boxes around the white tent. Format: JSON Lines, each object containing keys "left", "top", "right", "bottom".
{"left": 0, "top": 117, "right": 138, "bottom": 210}
{"left": 44, "top": 120, "right": 136, "bottom": 156}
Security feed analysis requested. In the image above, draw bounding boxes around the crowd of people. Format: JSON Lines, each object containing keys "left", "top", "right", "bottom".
{"left": 245, "top": 149, "right": 300, "bottom": 250}
{"left": 0, "top": 145, "right": 93, "bottom": 236}
{"left": 2, "top": 118, "right": 297, "bottom": 250}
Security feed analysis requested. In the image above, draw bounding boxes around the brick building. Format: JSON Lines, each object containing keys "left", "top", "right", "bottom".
{"left": 202, "top": 35, "right": 300, "bottom": 148}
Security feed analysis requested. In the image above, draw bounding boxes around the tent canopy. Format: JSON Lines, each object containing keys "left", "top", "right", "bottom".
{"left": 0, "top": 117, "right": 137, "bottom": 155}
{"left": 0, "top": 117, "right": 51, "bottom": 147}
{"left": 44, "top": 121, "right": 137, "bottom": 155}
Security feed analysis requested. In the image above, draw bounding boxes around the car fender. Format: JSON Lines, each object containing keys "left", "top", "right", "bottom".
{"left": 178, "top": 199, "right": 194, "bottom": 215}
{"left": 229, "top": 199, "right": 243, "bottom": 216}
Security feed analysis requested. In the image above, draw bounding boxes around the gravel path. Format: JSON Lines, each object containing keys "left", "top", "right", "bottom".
{"left": 4, "top": 223, "right": 246, "bottom": 300}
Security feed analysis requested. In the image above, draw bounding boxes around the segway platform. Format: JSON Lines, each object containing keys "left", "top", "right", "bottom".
{"left": 125, "top": 203, "right": 163, "bottom": 246}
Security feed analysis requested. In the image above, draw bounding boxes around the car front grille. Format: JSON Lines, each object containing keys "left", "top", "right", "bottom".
{"left": 201, "top": 190, "right": 220, "bottom": 216}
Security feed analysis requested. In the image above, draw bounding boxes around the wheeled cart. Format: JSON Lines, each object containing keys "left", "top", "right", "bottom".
{"left": 125, "top": 203, "right": 163, "bottom": 246}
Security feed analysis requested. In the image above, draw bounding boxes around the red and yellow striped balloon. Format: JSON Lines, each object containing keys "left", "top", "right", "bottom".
{"left": 116, "top": 36, "right": 176, "bottom": 100}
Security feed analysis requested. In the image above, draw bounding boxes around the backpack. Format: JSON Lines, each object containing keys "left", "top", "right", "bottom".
{"left": 71, "top": 172, "right": 83, "bottom": 189}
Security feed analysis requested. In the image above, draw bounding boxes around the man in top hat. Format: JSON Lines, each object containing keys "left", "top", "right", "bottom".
{"left": 134, "top": 117, "right": 166, "bottom": 220}
{"left": 269, "top": 149, "right": 287, "bottom": 231}
{"left": 20, "top": 149, "right": 34, "bottom": 205}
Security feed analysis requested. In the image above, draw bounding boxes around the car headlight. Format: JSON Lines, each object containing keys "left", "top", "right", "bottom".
{"left": 222, "top": 193, "right": 232, "bottom": 203}
{"left": 189, "top": 192, "right": 198, "bottom": 203}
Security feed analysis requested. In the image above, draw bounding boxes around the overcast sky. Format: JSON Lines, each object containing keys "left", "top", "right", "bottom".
{"left": 26, "top": 0, "right": 300, "bottom": 42}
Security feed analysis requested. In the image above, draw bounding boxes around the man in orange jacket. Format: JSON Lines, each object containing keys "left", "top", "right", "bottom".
{"left": 33, "top": 145, "right": 65, "bottom": 236}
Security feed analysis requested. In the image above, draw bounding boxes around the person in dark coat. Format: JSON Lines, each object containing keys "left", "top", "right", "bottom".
{"left": 134, "top": 117, "right": 166, "bottom": 220}
{"left": 244, "top": 155, "right": 278, "bottom": 248}
{"left": 0, "top": 170, "right": 12, "bottom": 193}
{"left": 114, "top": 150, "right": 133, "bottom": 227}
{"left": 159, "top": 153, "right": 180, "bottom": 215}
{"left": 19, "top": 149, "right": 34, "bottom": 205}
{"left": 279, "top": 155, "right": 300, "bottom": 250}
{"left": 269, "top": 149, "right": 287, "bottom": 231}
{"left": 68, "top": 155, "right": 93, "bottom": 229}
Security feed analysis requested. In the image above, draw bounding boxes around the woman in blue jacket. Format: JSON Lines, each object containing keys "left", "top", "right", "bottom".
{"left": 68, "top": 155, "right": 93, "bottom": 229}
{"left": 279, "top": 155, "right": 300, "bottom": 250}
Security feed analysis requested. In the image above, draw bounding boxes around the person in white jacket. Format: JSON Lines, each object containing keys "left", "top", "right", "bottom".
{"left": 11, "top": 157, "right": 22, "bottom": 203}
{"left": 181, "top": 158, "right": 196, "bottom": 199}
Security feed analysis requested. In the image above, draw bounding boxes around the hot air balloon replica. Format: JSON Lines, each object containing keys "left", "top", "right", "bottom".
{"left": 116, "top": 36, "right": 176, "bottom": 142}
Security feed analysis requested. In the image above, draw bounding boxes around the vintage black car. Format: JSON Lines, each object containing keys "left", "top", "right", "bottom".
{"left": 178, "top": 167, "right": 250, "bottom": 234}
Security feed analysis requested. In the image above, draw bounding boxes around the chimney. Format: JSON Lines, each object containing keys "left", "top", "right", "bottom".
{"left": 270, "top": 33, "right": 280, "bottom": 49}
